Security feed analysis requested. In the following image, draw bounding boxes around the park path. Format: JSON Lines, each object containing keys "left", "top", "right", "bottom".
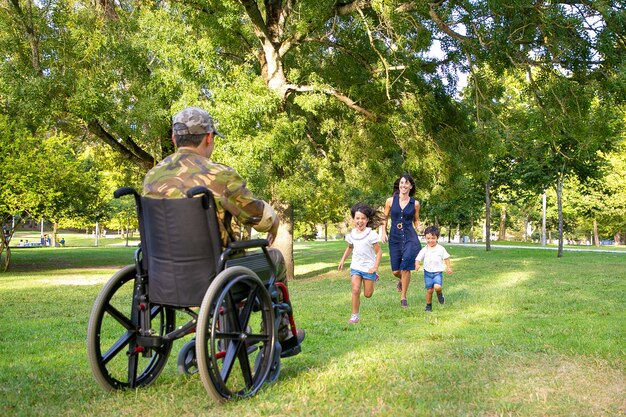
{"left": 452, "top": 243, "right": 626, "bottom": 254}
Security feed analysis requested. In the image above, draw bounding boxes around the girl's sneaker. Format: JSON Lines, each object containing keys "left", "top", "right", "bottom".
{"left": 348, "top": 314, "right": 360, "bottom": 324}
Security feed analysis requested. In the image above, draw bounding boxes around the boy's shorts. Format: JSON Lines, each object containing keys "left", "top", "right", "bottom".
{"left": 424, "top": 270, "right": 443, "bottom": 289}
{"left": 350, "top": 268, "right": 378, "bottom": 281}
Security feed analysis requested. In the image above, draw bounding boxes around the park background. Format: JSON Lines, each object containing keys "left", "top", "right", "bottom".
{"left": 0, "top": 1, "right": 625, "bottom": 415}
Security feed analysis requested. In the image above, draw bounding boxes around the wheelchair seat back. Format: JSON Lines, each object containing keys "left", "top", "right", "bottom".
{"left": 140, "top": 194, "right": 222, "bottom": 307}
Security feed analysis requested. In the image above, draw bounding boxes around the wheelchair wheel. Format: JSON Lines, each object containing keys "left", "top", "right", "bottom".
{"left": 177, "top": 339, "right": 198, "bottom": 376}
{"left": 196, "top": 266, "right": 276, "bottom": 401}
{"left": 87, "top": 265, "right": 176, "bottom": 391}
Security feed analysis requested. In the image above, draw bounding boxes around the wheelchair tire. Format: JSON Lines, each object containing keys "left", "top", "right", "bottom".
{"left": 196, "top": 266, "right": 276, "bottom": 401}
{"left": 87, "top": 265, "right": 175, "bottom": 391}
{"left": 177, "top": 339, "right": 198, "bottom": 376}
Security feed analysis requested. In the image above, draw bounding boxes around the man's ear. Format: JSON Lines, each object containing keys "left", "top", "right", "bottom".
{"left": 171, "top": 135, "right": 177, "bottom": 147}
{"left": 205, "top": 132, "right": 214, "bottom": 145}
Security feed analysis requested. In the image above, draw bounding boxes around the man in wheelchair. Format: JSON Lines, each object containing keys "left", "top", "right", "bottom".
{"left": 143, "top": 106, "right": 305, "bottom": 346}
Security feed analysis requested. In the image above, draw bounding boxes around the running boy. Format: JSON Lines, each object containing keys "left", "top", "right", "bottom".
{"left": 415, "top": 225, "right": 453, "bottom": 312}
{"left": 338, "top": 203, "right": 383, "bottom": 324}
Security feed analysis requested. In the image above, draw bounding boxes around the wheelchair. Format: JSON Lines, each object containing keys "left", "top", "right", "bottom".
{"left": 87, "top": 186, "right": 303, "bottom": 401}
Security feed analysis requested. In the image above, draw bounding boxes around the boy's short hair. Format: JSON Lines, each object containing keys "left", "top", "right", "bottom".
{"left": 424, "top": 225, "right": 440, "bottom": 237}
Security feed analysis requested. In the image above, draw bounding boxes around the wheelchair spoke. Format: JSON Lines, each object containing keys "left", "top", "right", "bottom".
{"left": 224, "top": 290, "right": 243, "bottom": 333}
{"left": 236, "top": 286, "right": 260, "bottom": 331}
{"left": 236, "top": 343, "right": 254, "bottom": 389}
{"left": 219, "top": 340, "right": 243, "bottom": 383}
{"left": 127, "top": 349, "right": 140, "bottom": 388}
{"left": 100, "top": 330, "right": 134, "bottom": 366}
{"left": 104, "top": 303, "right": 134, "bottom": 330}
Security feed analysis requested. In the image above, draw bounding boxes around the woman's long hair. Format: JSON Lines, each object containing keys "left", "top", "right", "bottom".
{"left": 393, "top": 173, "right": 416, "bottom": 197}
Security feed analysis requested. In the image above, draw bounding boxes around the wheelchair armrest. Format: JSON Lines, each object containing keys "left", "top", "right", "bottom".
{"left": 186, "top": 186, "right": 211, "bottom": 198}
{"left": 228, "top": 239, "right": 269, "bottom": 250}
{"left": 114, "top": 187, "right": 139, "bottom": 199}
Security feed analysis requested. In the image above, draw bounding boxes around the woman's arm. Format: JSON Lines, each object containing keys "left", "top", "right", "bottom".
{"left": 413, "top": 200, "right": 421, "bottom": 232}
{"left": 380, "top": 197, "right": 392, "bottom": 244}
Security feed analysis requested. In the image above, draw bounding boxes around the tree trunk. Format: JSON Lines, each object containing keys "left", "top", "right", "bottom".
{"left": 273, "top": 200, "right": 294, "bottom": 281}
{"left": 52, "top": 222, "right": 58, "bottom": 247}
{"left": 541, "top": 191, "right": 547, "bottom": 246}
{"left": 593, "top": 218, "right": 600, "bottom": 247}
{"left": 485, "top": 178, "right": 491, "bottom": 251}
{"left": 523, "top": 216, "right": 529, "bottom": 242}
{"left": 498, "top": 205, "right": 506, "bottom": 241}
{"left": 557, "top": 177, "right": 564, "bottom": 257}
{"left": 0, "top": 217, "right": 21, "bottom": 271}
{"left": 1, "top": 235, "right": 10, "bottom": 272}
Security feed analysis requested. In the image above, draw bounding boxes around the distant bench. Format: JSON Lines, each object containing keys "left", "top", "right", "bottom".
{"left": 14, "top": 243, "right": 44, "bottom": 248}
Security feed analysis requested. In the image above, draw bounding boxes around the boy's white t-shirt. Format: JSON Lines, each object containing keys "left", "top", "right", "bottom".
{"left": 416, "top": 244, "right": 450, "bottom": 272}
{"left": 345, "top": 227, "right": 380, "bottom": 272}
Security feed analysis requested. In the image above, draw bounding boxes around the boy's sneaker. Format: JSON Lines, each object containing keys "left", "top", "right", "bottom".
{"left": 400, "top": 299, "right": 408, "bottom": 308}
{"left": 348, "top": 314, "right": 360, "bottom": 324}
{"left": 425, "top": 304, "right": 432, "bottom": 312}
{"left": 437, "top": 292, "right": 445, "bottom": 305}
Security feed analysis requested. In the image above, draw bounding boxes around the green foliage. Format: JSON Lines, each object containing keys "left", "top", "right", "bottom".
{"left": 1, "top": 0, "right": 624, "bottom": 254}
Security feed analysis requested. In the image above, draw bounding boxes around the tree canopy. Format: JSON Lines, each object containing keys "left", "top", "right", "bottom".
{"left": 1, "top": 0, "right": 624, "bottom": 269}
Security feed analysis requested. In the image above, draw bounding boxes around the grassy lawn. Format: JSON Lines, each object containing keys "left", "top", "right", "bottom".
{"left": 0, "top": 241, "right": 624, "bottom": 416}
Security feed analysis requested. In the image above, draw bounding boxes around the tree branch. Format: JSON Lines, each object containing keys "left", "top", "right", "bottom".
{"left": 87, "top": 120, "right": 153, "bottom": 170}
{"left": 238, "top": 0, "right": 272, "bottom": 43}
{"left": 334, "top": 0, "right": 372, "bottom": 16}
{"left": 285, "top": 84, "right": 376, "bottom": 120}
{"left": 428, "top": 2, "right": 473, "bottom": 44}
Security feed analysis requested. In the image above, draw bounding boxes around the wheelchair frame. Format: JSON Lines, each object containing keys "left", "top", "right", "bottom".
{"left": 87, "top": 186, "right": 302, "bottom": 401}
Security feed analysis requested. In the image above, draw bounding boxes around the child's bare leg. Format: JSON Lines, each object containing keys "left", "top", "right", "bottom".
{"left": 434, "top": 284, "right": 442, "bottom": 294}
{"left": 426, "top": 288, "right": 434, "bottom": 304}
{"left": 363, "top": 279, "right": 375, "bottom": 298}
{"left": 351, "top": 275, "right": 362, "bottom": 314}
{"left": 392, "top": 270, "right": 401, "bottom": 278}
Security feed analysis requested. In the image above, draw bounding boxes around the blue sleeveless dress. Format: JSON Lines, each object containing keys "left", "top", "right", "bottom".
{"left": 388, "top": 194, "right": 422, "bottom": 271}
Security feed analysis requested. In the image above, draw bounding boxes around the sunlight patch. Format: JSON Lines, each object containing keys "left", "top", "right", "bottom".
{"left": 43, "top": 276, "right": 110, "bottom": 286}
{"left": 499, "top": 354, "right": 625, "bottom": 415}
{"left": 295, "top": 262, "right": 335, "bottom": 275}
{"left": 493, "top": 271, "right": 533, "bottom": 289}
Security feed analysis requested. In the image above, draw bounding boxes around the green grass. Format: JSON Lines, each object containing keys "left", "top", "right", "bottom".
{"left": 1, "top": 241, "right": 624, "bottom": 416}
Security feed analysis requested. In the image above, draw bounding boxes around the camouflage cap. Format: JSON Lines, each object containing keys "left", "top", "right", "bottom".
{"left": 172, "top": 107, "right": 224, "bottom": 137}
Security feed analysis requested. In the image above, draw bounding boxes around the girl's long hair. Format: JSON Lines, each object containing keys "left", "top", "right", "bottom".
{"left": 351, "top": 203, "right": 384, "bottom": 228}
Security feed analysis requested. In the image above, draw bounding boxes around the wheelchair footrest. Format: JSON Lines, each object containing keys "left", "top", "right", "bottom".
{"left": 279, "top": 335, "right": 301, "bottom": 358}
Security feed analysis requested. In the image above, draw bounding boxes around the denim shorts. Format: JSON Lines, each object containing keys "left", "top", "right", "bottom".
{"left": 424, "top": 270, "right": 443, "bottom": 289}
{"left": 350, "top": 268, "right": 378, "bottom": 281}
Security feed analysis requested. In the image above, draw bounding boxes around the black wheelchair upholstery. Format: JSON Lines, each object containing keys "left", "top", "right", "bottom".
{"left": 141, "top": 192, "right": 222, "bottom": 307}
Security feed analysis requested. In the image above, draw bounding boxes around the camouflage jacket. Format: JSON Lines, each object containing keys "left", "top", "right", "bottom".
{"left": 143, "top": 148, "right": 276, "bottom": 246}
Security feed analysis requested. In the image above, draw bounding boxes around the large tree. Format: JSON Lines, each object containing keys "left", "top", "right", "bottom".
{"left": 2, "top": 0, "right": 624, "bottom": 272}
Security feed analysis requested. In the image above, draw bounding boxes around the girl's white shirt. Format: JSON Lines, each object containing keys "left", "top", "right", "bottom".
{"left": 416, "top": 244, "right": 450, "bottom": 272}
{"left": 345, "top": 227, "right": 380, "bottom": 272}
